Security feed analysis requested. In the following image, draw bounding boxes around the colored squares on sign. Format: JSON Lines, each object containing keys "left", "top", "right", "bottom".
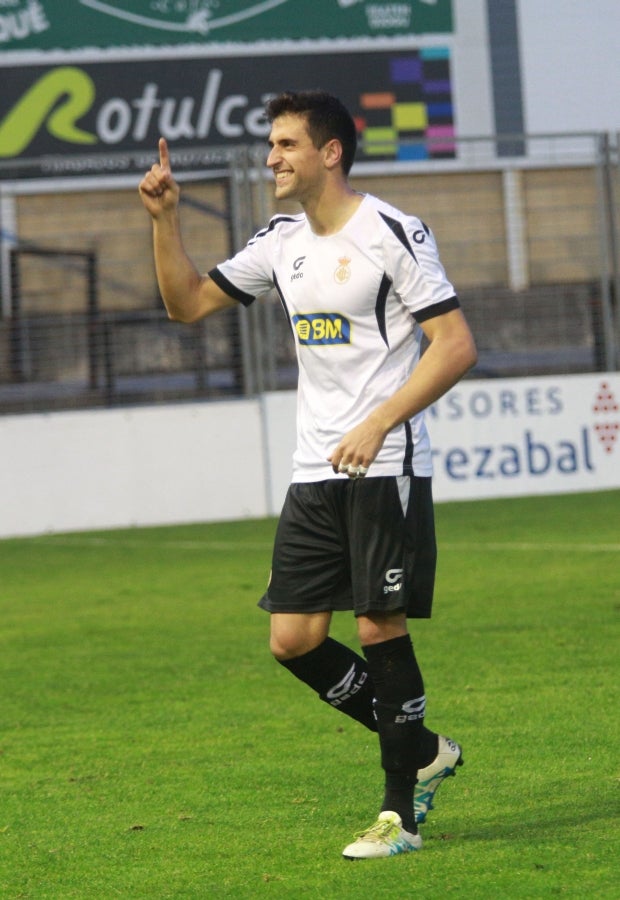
{"left": 361, "top": 93, "right": 396, "bottom": 109}
{"left": 426, "top": 80, "right": 451, "bottom": 95}
{"left": 357, "top": 49, "right": 455, "bottom": 161}
{"left": 364, "top": 127, "right": 398, "bottom": 155}
{"left": 390, "top": 57, "right": 423, "bottom": 83}
{"left": 393, "top": 103, "right": 428, "bottom": 131}
{"left": 427, "top": 125, "right": 456, "bottom": 154}
{"left": 397, "top": 144, "right": 430, "bottom": 161}
{"left": 420, "top": 47, "right": 450, "bottom": 60}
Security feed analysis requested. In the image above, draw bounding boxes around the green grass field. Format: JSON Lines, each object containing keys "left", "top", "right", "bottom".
{"left": 1, "top": 490, "right": 618, "bottom": 899}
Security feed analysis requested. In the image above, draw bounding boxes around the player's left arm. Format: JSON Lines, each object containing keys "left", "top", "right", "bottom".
{"left": 329, "top": 307, "right": 477, "bottom": 473}
{"left": 390, "top": 306, "right": 478, "bottom": 422}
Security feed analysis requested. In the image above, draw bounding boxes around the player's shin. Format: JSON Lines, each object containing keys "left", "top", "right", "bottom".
{"left": 277, "top": 637, "right": 377, "bottom": 731}
{"left": 363, "top": 635, "right": 437, "bottom": 831}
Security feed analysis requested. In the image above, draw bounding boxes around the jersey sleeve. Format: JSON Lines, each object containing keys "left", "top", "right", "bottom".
{"left": 382, "top": 213, "right": 459, "bottom": 320}
{"left": 208, "top": 220, "right": 277, "bottom": 307}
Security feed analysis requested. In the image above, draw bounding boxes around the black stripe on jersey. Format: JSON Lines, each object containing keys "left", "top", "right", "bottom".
{"left": 379, "top": 212, "right": 417, "bottom": 261}
{"left": 414, "top": 296, "right": 460, "bottom": 323}
{"left": 403, "top": 421, "right": 414, "bottom": 476}
{"left": 273, "top": 272, "right": 293, "bottom": 333}
{"left": 248, "top": 215, "right": 300, "bottom": 245}
{"left": 208, "top": 266, "right": 255, "bottom": 307}
{"left": 375, "top": 273, "right": 392, "bottom": 347}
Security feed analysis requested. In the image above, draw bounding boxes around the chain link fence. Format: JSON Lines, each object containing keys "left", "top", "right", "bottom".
{"left": 0, "top": 134, "right": 618, "bottom": 415}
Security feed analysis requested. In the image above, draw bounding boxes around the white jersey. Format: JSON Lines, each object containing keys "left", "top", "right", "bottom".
{"left": 210, "top": 193, "right": 458, "bottom": 482}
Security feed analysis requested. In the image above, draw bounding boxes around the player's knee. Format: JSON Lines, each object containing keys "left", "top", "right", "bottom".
{"left": 269, "top": 612, "right": 331, "bottom": 661}
{"left": 357, "top": 611, "right": 408, "bottom": 646}
{"left": 269, "top": 632, "right": 292, "bottom": 661}
{"left": 269, "top": 627, "right": 326, "bottom": 661}
{"left": 269, "top": 631, "right": 309, "bottom": 661}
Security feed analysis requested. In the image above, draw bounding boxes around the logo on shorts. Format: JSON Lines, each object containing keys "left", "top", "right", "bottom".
{"left": 383, "top": 567, "right": 403, "bottom": 594}
{"left": 292, "top": 313, "right": 351, "bottom": 345}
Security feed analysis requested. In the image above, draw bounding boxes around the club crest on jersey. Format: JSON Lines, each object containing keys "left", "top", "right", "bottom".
{"left": 292, "top": 313, "right": 351, "bottom": 345}
{"left": 334, "top": 256, "right": 351, "bottom": 284}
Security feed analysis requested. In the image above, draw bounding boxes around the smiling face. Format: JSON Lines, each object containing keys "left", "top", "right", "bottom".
{"left": 266, "top": 113, "right": 333, "bottom": 204}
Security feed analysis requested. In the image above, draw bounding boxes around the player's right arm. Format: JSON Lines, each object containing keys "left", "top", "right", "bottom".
{"left": 138, "top": 138, "right": 236, "bottom": 323}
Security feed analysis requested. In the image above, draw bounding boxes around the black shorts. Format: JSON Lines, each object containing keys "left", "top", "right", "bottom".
{"left": 259, "top": 475, "right": 436, "bottom": 619}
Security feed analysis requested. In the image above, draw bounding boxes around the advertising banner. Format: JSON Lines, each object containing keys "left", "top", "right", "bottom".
{"left": 0, "top": 1, "right": 453, "bottom": 53}
{"left": 428, "top": 373, "right": 620, "bottom": 502}
{"left": 2, "top": 373, "right": 616, "bottom": 536}
{"left": 0, "top": 48, "right": 455, "bottom": 179}
{"left": 264, "top": 375, "right": 620, "bottom": 513}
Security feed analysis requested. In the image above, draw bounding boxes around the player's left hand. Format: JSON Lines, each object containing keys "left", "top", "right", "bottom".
{"left": 138, "top": 137, "right": 179, "bottom": 218}
{"left": 328, "top": 418, "right": 387, "bottom": 479}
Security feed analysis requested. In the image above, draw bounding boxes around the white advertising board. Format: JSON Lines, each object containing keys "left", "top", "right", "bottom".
{"left": 1, "top": 374, "right": 617, "bottom": 538}
{"left": 428, "top": 373, "right": 620, "bottom": 501}
{"left": 263, "top": 374, "right": 620, "bottom": 511}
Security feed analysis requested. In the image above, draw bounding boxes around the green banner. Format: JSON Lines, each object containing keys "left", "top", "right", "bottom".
{"left": 1, "top": 1, "right": 452, "bottom": 53}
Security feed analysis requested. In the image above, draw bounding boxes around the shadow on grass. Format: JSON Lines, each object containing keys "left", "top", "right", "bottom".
{"left": 438, "top": 799, "right": 618, "bottom": 844}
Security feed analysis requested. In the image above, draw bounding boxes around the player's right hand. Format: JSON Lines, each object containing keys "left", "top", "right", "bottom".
{"left": 138, "top": 137, "right": 180, "bottom": 216}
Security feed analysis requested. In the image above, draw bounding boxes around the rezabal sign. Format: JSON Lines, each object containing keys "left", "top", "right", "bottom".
{"left": 427, "top": 373, "right": 620, "bottom": 502}
{"left": 263, "top": 374, "right": 620, "bottom": 514}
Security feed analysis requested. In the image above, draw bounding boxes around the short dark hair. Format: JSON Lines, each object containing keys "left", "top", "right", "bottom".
{"left": 264, "top": 90, "right": 358, "bottom": 175}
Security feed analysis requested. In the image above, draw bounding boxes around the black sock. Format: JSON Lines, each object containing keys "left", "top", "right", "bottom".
{"left": 278, "top": 637, "right": 378, "bottom": 731}
{"left": 363, "top": 634, "right": 436, "bottom": 832}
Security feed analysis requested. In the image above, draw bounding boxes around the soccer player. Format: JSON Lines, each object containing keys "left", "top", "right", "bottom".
{"left": 139, "top": 90, "right": 477, "bottom": 859}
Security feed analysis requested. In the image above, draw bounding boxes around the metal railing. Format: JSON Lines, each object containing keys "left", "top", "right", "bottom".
{"left": 0, "top": 132, "right": 618, "bottom": 414}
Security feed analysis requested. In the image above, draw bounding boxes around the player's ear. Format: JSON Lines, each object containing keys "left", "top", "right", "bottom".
{"left": 323, "top": 138, "right": 343, "bottom": 171}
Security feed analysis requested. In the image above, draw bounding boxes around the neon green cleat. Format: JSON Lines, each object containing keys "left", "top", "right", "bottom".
{"left": 342, "top": 811, "right": 422, "bottom": 859}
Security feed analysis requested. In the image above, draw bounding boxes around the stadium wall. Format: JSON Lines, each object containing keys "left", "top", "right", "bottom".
{"left": 1, "top": 373, "right": 618, "bottom": 539}
{"left": 0, "top": 399, "right": 267, "bottom": 538}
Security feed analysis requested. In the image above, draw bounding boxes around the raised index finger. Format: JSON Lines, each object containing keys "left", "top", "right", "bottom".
{"left": 158, "top": 137, "right": 170, "bottom": 171}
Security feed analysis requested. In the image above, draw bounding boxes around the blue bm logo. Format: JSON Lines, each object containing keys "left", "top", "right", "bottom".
{"left": 292, "top": 313, "right": 351, "bottom": 345}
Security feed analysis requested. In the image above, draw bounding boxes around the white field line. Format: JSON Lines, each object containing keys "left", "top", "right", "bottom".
{"left": 27, "top": 537, "right": 273, "bottom": 551}
{"left": 25, "top": 537, "right": 620, "bottom": 553}
{"left": 443, "top": 542, "right": 620, "bottom": 553}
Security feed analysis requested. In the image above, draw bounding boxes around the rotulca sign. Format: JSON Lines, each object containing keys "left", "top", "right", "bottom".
{"left": 0, "top": 68, "right": 96, "bottom": 157}
{"left": 0, "top": 44, "right": 456, "bottom": 179}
